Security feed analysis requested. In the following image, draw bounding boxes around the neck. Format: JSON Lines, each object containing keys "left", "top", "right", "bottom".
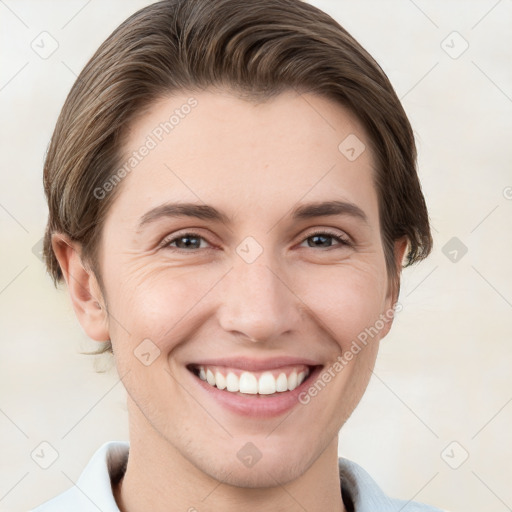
{"left": 114, "top": 403, "right": 346, "bottom": 512}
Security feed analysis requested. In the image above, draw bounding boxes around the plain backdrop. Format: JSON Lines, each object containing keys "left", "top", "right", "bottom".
{"left": 1, "top": 1, "right": 511, "bottom": 511}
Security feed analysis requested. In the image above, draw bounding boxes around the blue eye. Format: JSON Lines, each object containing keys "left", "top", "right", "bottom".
{"left": 300, "top": 230, "right": 351, "bottom": 249}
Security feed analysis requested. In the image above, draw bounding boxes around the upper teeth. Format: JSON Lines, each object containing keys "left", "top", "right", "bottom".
{"left": 196, "top": 365, "right": 310, "bottom": 394}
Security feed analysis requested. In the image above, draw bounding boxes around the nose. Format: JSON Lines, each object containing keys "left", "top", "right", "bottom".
{"left": 217, "top": 254, "right": 303, "bottom": 344}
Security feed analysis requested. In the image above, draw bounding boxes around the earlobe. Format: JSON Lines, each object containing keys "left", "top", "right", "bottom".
{"left": 51, "top": 233, "right": 110, "bottom": 342}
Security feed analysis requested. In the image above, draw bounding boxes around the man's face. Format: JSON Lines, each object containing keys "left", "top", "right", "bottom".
{"left": 97, "top": 89, "right": 398, "bottom": 486}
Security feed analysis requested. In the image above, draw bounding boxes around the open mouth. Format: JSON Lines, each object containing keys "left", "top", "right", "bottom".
{"left": 186, "top": 363, "right": 320, "bottom": 397}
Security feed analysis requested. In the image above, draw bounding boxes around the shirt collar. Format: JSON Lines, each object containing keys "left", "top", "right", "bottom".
{"left": 75, "top": 441, "right": 128, "bottom": 512}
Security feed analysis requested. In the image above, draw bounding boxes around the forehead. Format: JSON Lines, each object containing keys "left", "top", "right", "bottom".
{"left": 108, "top": 89, "right": 379, "bottom": 226}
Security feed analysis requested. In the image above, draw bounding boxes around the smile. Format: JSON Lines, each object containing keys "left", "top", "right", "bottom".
{"left": 186, "top": 359, "right": 323, "bottom": 417}
{"left": 190, "top": 364, "right": 311, "bottom": 395}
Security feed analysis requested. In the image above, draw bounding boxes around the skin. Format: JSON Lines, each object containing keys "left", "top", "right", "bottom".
{"left": 53, "top": 89, "right": 407, "bottom": 512}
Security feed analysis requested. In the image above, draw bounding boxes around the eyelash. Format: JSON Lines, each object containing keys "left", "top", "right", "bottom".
{"left": 159, "top": 229, "right": 352, "bottom": 252}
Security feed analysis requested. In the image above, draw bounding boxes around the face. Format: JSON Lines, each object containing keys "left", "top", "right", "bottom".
{"left": 77, "top": 89, "right": 402, "bottom": 486}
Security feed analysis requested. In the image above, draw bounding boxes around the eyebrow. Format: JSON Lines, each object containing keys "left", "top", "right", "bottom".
{"left": 137, "top": 199, "right": 368, "bottom": 230}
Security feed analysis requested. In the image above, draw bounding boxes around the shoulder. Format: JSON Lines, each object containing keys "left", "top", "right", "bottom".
{"left": 338, "top": 457, "right": 448, "bottom": 512}
{"left": 30, "top": 441, "right": 129, "bottom": 512}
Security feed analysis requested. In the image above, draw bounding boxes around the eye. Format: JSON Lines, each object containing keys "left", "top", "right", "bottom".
{"left": 160, "top": 229, "right": 352, "bottom": 253}
{"left": 161, "top": 232, "right": 211, "bottom": 251}
{"left": 299, "top": 230, "right": 352, "bottom": 249}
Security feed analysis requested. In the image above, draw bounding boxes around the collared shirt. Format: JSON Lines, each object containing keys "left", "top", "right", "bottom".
{"left": 30, "top": 441, "right": 446, "bottom": 512}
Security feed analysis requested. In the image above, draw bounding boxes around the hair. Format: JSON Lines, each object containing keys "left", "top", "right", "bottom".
{"left": 42, "top": 0, "right": 433, "bottom": 354}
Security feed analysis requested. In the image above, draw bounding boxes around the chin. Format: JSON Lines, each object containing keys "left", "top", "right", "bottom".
{"left": 191, "top": 440, "right": 320, "bottom": 489}
{"left": 215, "top": 459, "right": 309, "bottom": 489}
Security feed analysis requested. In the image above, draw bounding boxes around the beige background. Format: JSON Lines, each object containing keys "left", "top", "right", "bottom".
{"left": 1, "top": 1, "right": 511, "bottom": 511}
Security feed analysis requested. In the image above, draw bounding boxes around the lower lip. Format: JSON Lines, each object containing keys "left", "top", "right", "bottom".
{"left": 188, "top": 365, "right": 323, "bottom": 418}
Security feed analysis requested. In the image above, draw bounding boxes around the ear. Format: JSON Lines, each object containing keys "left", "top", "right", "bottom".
{"left": 51, "top": 233, "right": 110, "bottom": 342}
{"left": 381, "top": 236, "right": 409, "bottom": 339}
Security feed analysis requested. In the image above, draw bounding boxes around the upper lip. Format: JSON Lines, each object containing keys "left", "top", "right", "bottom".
{"left": 187, "top": 356, "right": 322, "bottom": 372}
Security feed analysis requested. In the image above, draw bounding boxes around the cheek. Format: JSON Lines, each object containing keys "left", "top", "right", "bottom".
{"left": 293, "top": 261, "right": 389, "bottom": 351}
{"left": 106, "top": 261, "right": 224, "bottom": 352}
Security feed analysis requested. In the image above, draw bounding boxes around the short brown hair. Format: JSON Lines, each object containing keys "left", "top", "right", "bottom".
{"left": 43, "top": 0, "right": 432, "bottom": 300}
